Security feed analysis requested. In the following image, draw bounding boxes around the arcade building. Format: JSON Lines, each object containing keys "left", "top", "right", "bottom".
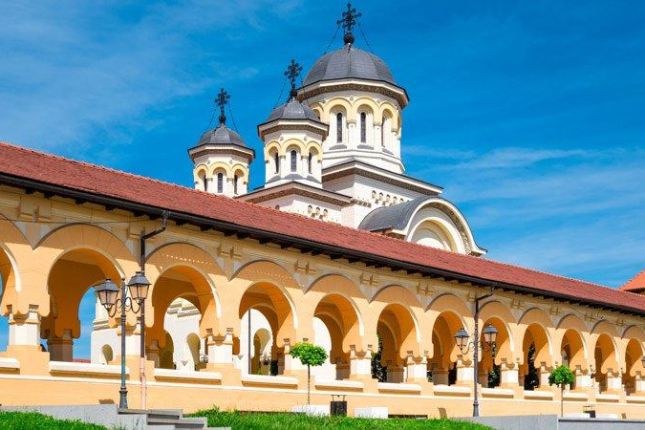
{"left": 0, "top": 3, "right": 644, "bottom": 419}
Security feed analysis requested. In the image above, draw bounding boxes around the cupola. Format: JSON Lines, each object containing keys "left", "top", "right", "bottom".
{"left": 258, "top": 60, "right": 328, "bottom": 188}
{"left": 188, "top": 89, "right": 254, "bottom": 197}
{"left": 298, "top": 3, "right": 408, "bottom": 174}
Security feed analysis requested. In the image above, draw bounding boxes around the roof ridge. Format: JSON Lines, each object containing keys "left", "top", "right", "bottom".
{"left": 0, "top": 141, "right": 364, "bottom": 229}
{"left": 2, "top": 140, "right": 642, "bottom": 313}
{"left": 0, "top": 140, "right": 251, "bottom": 206}
{"left": 621, "top": 269, "right": 645, "bottom": 291}
{"left": 0, "top": 140, "right": 612, "bottom": 290}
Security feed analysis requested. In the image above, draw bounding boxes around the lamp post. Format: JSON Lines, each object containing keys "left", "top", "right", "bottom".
{"left": 454, "top": 293, "right": 498, "bottom": 417}
{"left": 93, "top": 271, "right": 150, "bottom": 410}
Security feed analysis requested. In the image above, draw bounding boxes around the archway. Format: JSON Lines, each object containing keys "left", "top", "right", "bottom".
{"left": 521, "top": 323, "right": 550, "bottom": 390}
{"left": 251, "top": 327, "right": 273, "bottom": 375}
{"left": 478, "top": 317, "right": 511, "bottom": 388}
{"left": 429, "top": 311, "right": 463, "bottom": 386}
{"left": 159, "top": 331, "right": 175, "bottom": 369}
{"left": 593, "top": 333, "right": 617, "bottom": 392}
{"left": 146, "top": 265, "right": 215, "bottom": 371}
{"left": 374, "top": 303, "right": 416, "bottom": 383}
{"left": 313, "top": 294, "right": 360, "bottom": 380}
{"left": 0, "top": 245, "right": 17, "bottom": 351}
{"left": 238, "top": 282, "right": 295, "bottom": 376}
{"left": 561, "top": 329, "right": 585, "bottom": 388}
{"left": 623, "top": 338, "right": 644, "bottom": 394}
{"left": 43, "top": 248, "right": 121, "bottom": 362}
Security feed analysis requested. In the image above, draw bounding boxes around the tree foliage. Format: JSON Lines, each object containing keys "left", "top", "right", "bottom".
{"left": 290, "top": 342, "right": 328, "bottom": 367}
{"left": 523, "top": 343, "right": 540, "bottom": 390}
{"left": 549, "top": 364, "right": 575, "bottom": 417}
{"left": 548, "top": 365, "right": 575, "bottom": 388}
{"left": 371, "top": 335, "right": 387, "bottom": 382}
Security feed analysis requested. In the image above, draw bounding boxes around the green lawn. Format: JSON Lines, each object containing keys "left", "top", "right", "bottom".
{"left": 0, "top": 411, "right": 108, "bottom": 430}
{"left": 192, "top": 408, "right": 492, "bottom": 430}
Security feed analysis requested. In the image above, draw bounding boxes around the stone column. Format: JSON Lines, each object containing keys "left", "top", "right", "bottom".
{"left": 478, "top": 370, "right": 489, "bottom": 387}
{"left": 634, "top": 372, "right": 645, "bottom": 394}
{"left": 605, "top": 369, "right": 622, "bottom": 392}
{"left": 500, "top": 362, "right": 520, "bottom": 387}
{"left": 48, "top": 329, "right": 73, "bottom": 362}
{"left": 406, "top": 357, "right": 428, "bottom": 383}
{"left": 574, "top": 366, "right": 592, "bottom": 390}
{"left": 335, "top": 360, "right": 350, "bottom": 380}
{"left": 348, "top": 346, "right": 373, "bottom": 380}
{"left": 347, "top": 120, "right": 357, "bottom": 149}
{"left": 281, "top": 339, "right": 306, "bottom": 376}
{"left": 8, "top": 305, "right": 41, "bottom": 348}
{"left": 146, "top": 340, "right": 160, "bottom": 368}
{"left": 374, "top": 124, "right": 382, "bottom": 148}
{"left": 539, "top": 365, "right": 552, "bottom": 389}
{"left": 456, "top": 359, "right": 474, "bottom": 386}
{"left": 207, "top": 329, "right": 234, "bottom": 368}
{"left": 432, "top": 367, "right": 449, "bottom": 385}
{"left": 386, "top": 365, "right": 405, "bottom": 383}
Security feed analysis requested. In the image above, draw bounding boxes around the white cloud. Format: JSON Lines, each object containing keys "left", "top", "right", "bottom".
{"left": 408, "top": 146, "right": 645, "bottom": 286}
{"left": 0, "top": 1, "right": 298, "bottom": 154}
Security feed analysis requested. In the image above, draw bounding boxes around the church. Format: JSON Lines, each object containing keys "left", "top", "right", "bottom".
{"left": 0, "top": 3, "right": 644, "bottom": 420}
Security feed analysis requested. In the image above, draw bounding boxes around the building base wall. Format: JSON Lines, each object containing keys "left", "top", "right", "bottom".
{"left": 2, "top": 371, "right": 645, "bottom": 419}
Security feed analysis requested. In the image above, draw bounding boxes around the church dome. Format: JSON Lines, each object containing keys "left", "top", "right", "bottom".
{"left": 266, "top": 98, "right": 321, "bottom": 123}
{"left": 197, "top": 124, "right": 247, "bottom": 148}
{"left": 303, "top": 45, "right": 396, "bottom": 87}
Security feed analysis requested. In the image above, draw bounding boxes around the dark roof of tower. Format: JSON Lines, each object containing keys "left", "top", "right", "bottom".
{"left": 303, "top": 45, "right": 396, "bottom": 87}
{"left": 266, "top": 98, "right": 321, "bottom": 123}
{"left": 196, "top": 124, "right": 247, "bottom": 148}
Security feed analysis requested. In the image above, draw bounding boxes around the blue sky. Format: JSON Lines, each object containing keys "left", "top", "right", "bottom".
{"left": 1, "top": 1, "right": 644, "bottom": 355}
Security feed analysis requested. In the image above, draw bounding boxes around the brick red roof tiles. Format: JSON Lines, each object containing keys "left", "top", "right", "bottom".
{"left": 621, "top": 270, "right": 645, "bottom": 293}
{"left": 1, "top": 141, "right": 645, "bottom": 314}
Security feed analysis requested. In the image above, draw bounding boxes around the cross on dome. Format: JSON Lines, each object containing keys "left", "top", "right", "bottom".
{"left": 215, "top": 88, "right": 230, "bottom": 125}
{"left": 337, "top": 2, "right": 362, "bottom": 45}
{"left": 284, "top": 59, "right": 303, "bottom": 99}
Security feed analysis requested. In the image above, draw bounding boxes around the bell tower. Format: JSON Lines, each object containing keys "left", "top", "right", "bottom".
{"left": 258, "top": 60, "right": 328, "bottom": 189}
{"left": 188, "top": 89, "right": 254, "bottom": 197}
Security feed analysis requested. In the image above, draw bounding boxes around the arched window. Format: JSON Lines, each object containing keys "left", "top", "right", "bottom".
{"left": 382, "top": 114, "right": 392, "bottom": 149}
{"left": 203, "top": 176, "right": 208, "bottom": 192}
{"left": 274, "top": 152, "right": 280, "bottom": 174}
{"left": 336, "top": 113, "right": 343, "bottom": 143}
{"left": 308, "top": 153, "right": 313, "bottom": 174}
{"left": 233, "top": 174, "right": 239, "bottom": 195}
{"left": 217, "top": 173, "right": 224, "bottom": 193}
{"left": 360, "top": 112, "right": 367, "bottom": 143}
{"left": 290, "top": 150, "right": 297, "bottom": 173}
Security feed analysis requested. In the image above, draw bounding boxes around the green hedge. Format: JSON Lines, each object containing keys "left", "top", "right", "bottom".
{"left": 192, "top": 408, "right": 492, "bottom": 430}
{"left": 0, "top": 411, "right": 108, "bottom": 430}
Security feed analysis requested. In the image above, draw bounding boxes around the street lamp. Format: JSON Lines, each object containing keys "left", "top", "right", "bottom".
{"left": 453, "top": 289, "right": 497, "bottom": 417}
{"left": 454, "top": 324, "right": 497, "bottom": 417}
{"left": 93, "top": 272, "right": 150, "bottom": 409}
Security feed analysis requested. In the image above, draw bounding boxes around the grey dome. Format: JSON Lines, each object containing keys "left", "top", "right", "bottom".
{"left": 197, "top": 124, "right": 247, "bottom": 147}
{"left": 266, "top": 98, "right": 321, "bottom": 123}
{"left": 304, "top": 45, "right": 396, "bottom": 86}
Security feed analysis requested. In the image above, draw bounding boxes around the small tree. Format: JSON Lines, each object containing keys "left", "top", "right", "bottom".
{"left": 549, "top": 365, "right": 575, "bottom": 417}
{"left": 290, "top": 342, "right": 328, "bottom": 405}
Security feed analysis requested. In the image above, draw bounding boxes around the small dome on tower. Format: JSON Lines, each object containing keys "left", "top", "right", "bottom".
{"left": 304, "top": 45, "right": 396, "bottom": 87}
{"left": 266, "top": 98, "right": 321, "bottom": 123}
{"left": 197, "top": 125, "right": 247, "bottom": 148}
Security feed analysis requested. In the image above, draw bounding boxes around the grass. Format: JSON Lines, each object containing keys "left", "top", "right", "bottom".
{"left": 192, "top": 408, "right": 492, "bottom": 430}
{"left": 0, "top": 411, "right": 108, "bottom": 430}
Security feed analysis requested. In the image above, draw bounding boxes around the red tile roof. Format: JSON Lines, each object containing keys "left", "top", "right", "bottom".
{"left": 621, "top": 270, "right": 645, "bottom": 294}
{"left": 1, "top": 141, "right": 644, "bottom": 314}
